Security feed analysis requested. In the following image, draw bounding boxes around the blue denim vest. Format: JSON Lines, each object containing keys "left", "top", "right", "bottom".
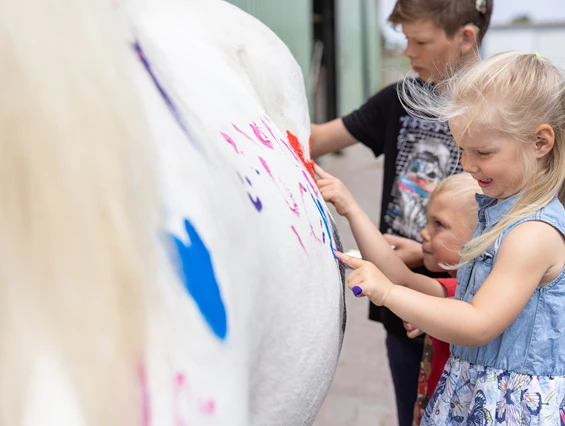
{"left": 452, "top": 193, "right": 565, "bottom": 375}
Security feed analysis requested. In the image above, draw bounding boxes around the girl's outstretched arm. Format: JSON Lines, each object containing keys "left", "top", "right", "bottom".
{"left": 315, "top": 164, "right": 446, "bottom": 297}
{"left": 336, "top": 220, "right": 565, "bottom": 347}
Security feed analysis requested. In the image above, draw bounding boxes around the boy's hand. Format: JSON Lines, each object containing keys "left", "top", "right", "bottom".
{"left": 314, "top": 164, "right": 361, "bottom": 218}
{"left": 334, "top": 250, "right": 394, "bottom": 306}
{"left": 403, "top": 321, "right": 424, "bottom": 339}
{"left": 383, "top": 234, "right": 424, "bottom": 269}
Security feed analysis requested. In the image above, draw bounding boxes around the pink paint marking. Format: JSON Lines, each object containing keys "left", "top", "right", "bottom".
{"left": 309, "top": 224, "right": 324, "bottom": 243}
{"left": 250, "top": 122, "right": 274, "bottom": 149}
{"left": 260, "top": 117, "right": 300, "bottom": 160}
{"left": 199, "top": 400, "right": 216, "bottom": 416}
{"left": 297, "top": 182, "right": 325, "bottom": 244}
{"left": 258, "top": 156, "right": 272, "bottom": 177}
{"left": 291, "top": 226, "right": 308, "bottom": 254}
{"left": 258, "top": 156, "right": 299, "bottom": 215}
{"left": 261, "top": 117, "right": 279, "bottom": 143}
{"left": 173, "top": 372, "right": 218, "bottom": 423}
{"left": 261, "top": 117, "right": 293, "bottom": 152}
{"left": 233, "top": 124, "right": 260, "bottom": 146}
{"left": 139, "top": 365, "right": 151, "bottom": 426}
{"left": 303, "top": 170, "right": 320, "bottom": 197}
{"left": 176, "top": 373, "right": 186, "bottom": 387}
{"left": 220, "top": 131, "right": 240, "bottom": 154}
{"left": 174, "top": 373, "right": 188, "bottom": 426}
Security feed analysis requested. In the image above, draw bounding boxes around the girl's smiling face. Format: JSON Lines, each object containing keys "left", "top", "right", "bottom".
{"left": 449, "top": 120, "right": 527, "bottom": 202}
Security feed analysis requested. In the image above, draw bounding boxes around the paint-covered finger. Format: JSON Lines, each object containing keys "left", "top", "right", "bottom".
{"left": 334, "top": 250, "right": 364, "bottom": 269}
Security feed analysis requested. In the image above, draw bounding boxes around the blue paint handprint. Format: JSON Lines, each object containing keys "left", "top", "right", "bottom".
{"left": 170, "top": 219, "right": 227, "bottom": 340}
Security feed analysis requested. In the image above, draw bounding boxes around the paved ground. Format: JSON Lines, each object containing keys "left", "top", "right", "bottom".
{"left": 313, "top": 145, "right": 399, "bottom": 426}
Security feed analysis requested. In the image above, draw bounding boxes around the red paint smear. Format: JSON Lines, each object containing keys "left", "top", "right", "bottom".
{"left": 220, "top": 131, "right": 240, "bottom": 154}
{"left": 287, "top": 131, "right": 315, "bottom": 181}
{"left": 291, "top": 226, "right": 308, "bottom": 254}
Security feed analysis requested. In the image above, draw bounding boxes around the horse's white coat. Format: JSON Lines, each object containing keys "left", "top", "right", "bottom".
{"left": 21, "top": 1, "right": 345, "bottom": 425}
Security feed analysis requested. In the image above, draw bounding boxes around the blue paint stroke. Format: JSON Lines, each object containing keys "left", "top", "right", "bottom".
{"left": 169, "top": 219, "right": 227, "bottom": 340}
{"left": 309, "top": 189, "right": 337, "bottom": 258}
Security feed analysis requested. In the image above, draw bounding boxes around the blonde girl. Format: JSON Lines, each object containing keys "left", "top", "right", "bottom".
{"left": 316, "top": 167, "right": 482, "bottom": 424}
{"left": 336, "top": 51, "right": 565, "bottom": 425}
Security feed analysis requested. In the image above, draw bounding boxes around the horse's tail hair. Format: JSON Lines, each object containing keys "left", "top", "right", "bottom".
{"left": 0, "top": 1, "right": 159, "bottom": 424}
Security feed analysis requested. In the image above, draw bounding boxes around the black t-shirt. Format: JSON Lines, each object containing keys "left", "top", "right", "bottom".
{"left": 342, "top": 80, "right": 462, "bottom": 338}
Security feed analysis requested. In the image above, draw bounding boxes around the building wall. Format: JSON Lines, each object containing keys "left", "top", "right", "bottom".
{"left": 336, "top": 0, "right": 381, "bottom": 116}
{"left": 483, "top": 24, "right": 565, "bottom": 68}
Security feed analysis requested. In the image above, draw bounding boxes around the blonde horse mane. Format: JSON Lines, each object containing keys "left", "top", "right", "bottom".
{"left": 0, "top": 1, "right": 159, "bottom": 425}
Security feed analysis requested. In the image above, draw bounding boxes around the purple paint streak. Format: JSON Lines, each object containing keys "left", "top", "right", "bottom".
{"left": 133, "top": 40, "right": 198, "bottom": 148}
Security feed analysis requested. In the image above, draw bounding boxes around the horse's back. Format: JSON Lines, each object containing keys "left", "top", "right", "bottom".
{"left": 128, "top": 1, "right": 345, "bottom": 425}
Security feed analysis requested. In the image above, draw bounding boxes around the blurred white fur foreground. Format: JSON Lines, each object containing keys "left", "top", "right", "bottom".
{"left": 1, "top": 0, "right": 345, "bottom": 425}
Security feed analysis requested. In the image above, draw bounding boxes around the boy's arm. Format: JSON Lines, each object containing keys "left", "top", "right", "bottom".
{"left": 310, "top": 119, "right": 358, "bottom": 159}
{"left": 311, "top": 87, "right": 392, "bottom": 159}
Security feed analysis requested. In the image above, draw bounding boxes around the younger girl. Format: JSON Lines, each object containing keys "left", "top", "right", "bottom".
{"left": 316, "top": 167, "right": 482, "bottom": 423}
{"left": 334, "top": 51, "right": 565, "bottom": 424}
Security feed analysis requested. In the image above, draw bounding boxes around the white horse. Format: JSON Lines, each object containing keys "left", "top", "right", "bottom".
{"left": 0, "top": 0, "right": 345, "bottom": 425}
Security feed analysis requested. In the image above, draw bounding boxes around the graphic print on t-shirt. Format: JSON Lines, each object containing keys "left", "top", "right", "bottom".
{"left": 384, "top": 115, "right": 462, "bottom": 241}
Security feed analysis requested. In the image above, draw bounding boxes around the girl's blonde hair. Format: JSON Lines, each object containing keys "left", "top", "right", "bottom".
{"left": 431, "top": 173, "right": 482, "bottom": 268}
{"left": 0, "top": 1, "right": 159, "bottom": 425}
{"left": 431, "top": 172, "right": 482, "bottom": 216}
{"left": 400, "top": 51, "right": 565, "bottom": 263}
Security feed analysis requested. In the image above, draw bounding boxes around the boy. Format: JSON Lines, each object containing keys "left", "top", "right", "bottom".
{"left": 310, "top": 1, "right": 492, "bottom": 425}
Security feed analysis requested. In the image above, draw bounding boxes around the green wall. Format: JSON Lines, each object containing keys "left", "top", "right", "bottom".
{"left": 225, "top": 0, "right": 381, "bottom": 118}
{"left": 336, "top": 0, "right": 381, "bottom": 115}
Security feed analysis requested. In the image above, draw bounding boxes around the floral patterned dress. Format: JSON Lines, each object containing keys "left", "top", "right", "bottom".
{"left": 421, "top": 356, "right": 565, "bottom": 425}
{"left": 421, "top": 195, "right": 565, "bottom": 425}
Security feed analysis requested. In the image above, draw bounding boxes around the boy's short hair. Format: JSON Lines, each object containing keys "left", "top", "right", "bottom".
{"left": 388, "top": 0, "right": 493, "bottom": 46}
